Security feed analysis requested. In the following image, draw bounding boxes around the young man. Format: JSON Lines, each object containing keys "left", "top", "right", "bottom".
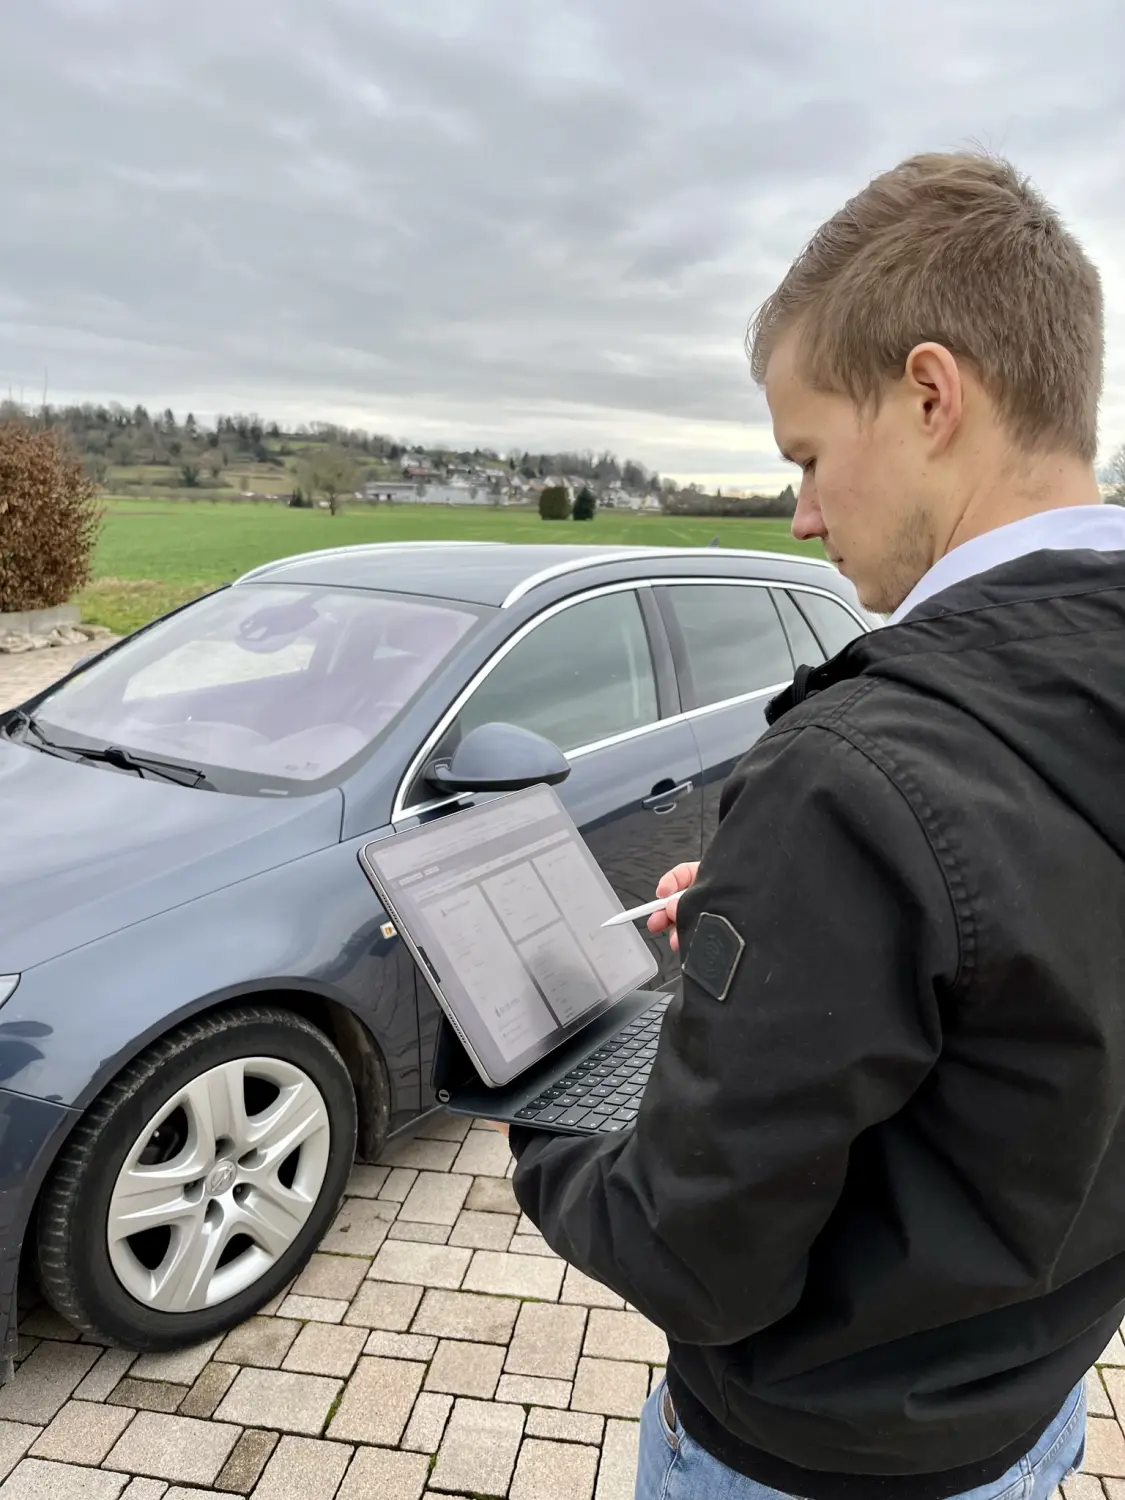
{"left": 507, "top": 153, "right": 1125, "bottom": 1499}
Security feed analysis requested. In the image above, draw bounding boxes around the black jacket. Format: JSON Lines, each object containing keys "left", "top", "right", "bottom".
{"left": 511, "top": 550, "right": 1125, "bottom": 1500}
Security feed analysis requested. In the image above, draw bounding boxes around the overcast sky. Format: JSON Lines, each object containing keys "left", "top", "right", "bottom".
{"left": 2, "top": 0, "right": 1123, "bottom": 489}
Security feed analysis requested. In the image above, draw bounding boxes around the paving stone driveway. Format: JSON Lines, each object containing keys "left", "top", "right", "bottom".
{"left": 4, "top": 1113, "right": 1125, "bottom": 1500}
{"left": 1, "top": 650, "right": 1122, "bottom": 1500}
{"left": 2, "top": 1116, "right": 658, "bottom": 1499}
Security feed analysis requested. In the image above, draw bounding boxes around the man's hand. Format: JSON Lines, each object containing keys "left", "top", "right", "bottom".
{"left": 647, "top": 862, "right": 699, "bottom": 953}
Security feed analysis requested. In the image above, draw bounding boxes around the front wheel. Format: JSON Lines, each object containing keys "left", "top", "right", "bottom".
{"left": 36, "top": 1006, "right": 358, "bottom": 1350}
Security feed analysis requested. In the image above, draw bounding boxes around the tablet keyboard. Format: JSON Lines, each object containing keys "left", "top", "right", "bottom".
{"left": 513, "top": 992, "right": 672, "bottom": 1133}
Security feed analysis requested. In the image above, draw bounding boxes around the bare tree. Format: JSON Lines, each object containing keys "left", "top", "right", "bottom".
{"left": 300, "top": 447, "right": 359, "bottom": 516}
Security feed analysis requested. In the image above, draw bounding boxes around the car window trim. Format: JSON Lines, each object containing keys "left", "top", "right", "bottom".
{"left": 500, "top": 546, "right": 835, "bottom": 607}
{"left": 788, "top": 586, "right": 869, "bottom": 656}
{"left": 393, "top": 574, "right": 868, "bottom": 824}
{"left": 773, "top": 587, "right": 826, "bottom": 667}
{"left": 653, "top": 575, "right": 868, "bottom": 625}
{"left": 637, "top": 586, "right": 681, "bottom": 719}
{"left": 654, "top": 578, "right": 794, "bottom": 712}
{"left": 397, "top": 677, "right": 798, "bottom": 823}
{"left": 393, "top": 581, "right": 660, "bottom": 821}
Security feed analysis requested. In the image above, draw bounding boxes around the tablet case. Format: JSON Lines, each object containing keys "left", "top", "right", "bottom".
{"left": 429, "top": 989, "right": 664, "bottom": 1120}
{"left": 431, "top": 1013, "right": 479, "bottom": 1105}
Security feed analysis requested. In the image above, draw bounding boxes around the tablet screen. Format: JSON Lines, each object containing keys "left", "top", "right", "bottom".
{"left": 361, "top": 785, "right": 658, "bottom": 1086}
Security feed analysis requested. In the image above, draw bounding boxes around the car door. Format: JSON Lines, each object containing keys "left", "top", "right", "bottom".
{"left": 655, "top": 581, "right": 798, "bottom": 849}
{"left": 400, "top": 584, "right": 704, "bottom": 1086}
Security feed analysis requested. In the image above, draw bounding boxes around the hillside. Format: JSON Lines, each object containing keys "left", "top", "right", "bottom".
{"left": 0, "top": 401, "right": 663, "bottom": 502}
{"left": 0, "top": 400, "right": 797, "bottom": 517}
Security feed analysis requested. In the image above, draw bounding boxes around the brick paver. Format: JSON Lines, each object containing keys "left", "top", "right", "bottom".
{"left": 0, "top": 1121, "right": 660, "bottom": 1497}
{"left": 5, "top": 1112, "right": 1125, "bottom": 1498}
{"left": 1, "top": 642, "right": 1119, "bottom": 1496}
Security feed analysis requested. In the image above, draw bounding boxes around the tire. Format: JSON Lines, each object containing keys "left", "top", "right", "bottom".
{"left": 35, "top": 1005, "right": 358, "bottom": 1350}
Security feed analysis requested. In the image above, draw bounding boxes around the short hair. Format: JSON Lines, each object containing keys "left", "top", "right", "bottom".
{"left": 747, "top": 152, "right": 1103, "bottom": 461}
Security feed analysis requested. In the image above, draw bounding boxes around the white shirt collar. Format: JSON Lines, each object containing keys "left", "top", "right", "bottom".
{"left": 890, "top": 505, "right": 1125, "bottom": 624}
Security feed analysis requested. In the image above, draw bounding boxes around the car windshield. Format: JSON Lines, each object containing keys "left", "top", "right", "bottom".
{"left": 33, "top": 584, "right": 482, "bottom": 790}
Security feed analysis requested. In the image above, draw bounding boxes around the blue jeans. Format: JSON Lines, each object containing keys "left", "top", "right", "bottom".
{"left": 636, "top": 1377, "right": 1087, "bottom": 1500}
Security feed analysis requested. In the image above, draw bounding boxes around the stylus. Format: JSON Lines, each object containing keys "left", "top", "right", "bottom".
{"left": 600, "top": 897, "right": 674, "bottom": 929}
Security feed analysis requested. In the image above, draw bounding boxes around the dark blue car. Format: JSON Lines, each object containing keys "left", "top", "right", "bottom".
{"left": 0, "top": 541, "right": 871, "bottom": 1374}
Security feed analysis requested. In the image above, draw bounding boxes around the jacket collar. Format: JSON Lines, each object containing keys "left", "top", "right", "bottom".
{"left": 766, "top": 548, "right": 1125, "bottom": 727}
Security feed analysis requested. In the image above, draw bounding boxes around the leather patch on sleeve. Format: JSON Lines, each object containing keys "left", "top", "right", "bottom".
{"left": 682, "top": 912, "right": 745, "bottom": 1002}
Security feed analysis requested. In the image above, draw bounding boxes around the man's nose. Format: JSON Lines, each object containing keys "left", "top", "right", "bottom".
{"left": 791, "top": 486, "right": 825, "bottom": 541}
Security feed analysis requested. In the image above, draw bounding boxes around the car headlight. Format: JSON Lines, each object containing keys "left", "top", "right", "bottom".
{"left": 0, "top": 975, "right": 18, "bottom": 1009}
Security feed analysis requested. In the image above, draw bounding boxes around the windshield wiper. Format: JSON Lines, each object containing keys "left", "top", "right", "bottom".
{"left": 8, "top": 712, "right": 215, "bottom": 790}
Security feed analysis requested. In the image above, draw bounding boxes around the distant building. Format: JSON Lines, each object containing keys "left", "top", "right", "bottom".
{"left": 401, "top": 460, "right": 442, "bottom": 482}
{"left": 361, "top": 479, "right": 495, "bottom": 506}
{"left": 362, "top": 481, "right": 420, "bottom": 502}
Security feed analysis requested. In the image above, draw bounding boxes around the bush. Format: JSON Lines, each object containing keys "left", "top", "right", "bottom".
{"left": 0, "top": 423, "right": 102, "bottom": 612}
{"left": 573, "top": 485, "right": 597, "bottom": 521}
{"left": 539, "top": 484, "right": 571, "bottom": 521}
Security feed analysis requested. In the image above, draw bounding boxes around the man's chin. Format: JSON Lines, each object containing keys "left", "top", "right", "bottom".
{"left": 834, "top": 560, "right": 889, "bottom": 613}
{"left": 853, "top": 578, "right": 892, "bottom": 615}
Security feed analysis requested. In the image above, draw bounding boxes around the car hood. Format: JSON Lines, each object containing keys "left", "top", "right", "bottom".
{"left": 0, "top": 739, "right": 344, "bottom": 973}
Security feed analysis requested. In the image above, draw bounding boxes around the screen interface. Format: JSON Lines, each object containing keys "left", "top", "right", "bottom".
{"left": 362, "top": 785, "right": 657, "bottom": 1085}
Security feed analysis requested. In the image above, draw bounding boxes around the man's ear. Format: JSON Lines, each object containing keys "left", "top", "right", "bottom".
{"left": 903, "top": 342, "right": 963, "bottom": 454}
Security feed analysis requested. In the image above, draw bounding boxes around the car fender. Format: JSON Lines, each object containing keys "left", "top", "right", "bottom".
{"left": 0, "top": 1087, "right": 78, "bottom": 1379}
{"left": 0, "top": 830, "right": 420, "bottom": 1117}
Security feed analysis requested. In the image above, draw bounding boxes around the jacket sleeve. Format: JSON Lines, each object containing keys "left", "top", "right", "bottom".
{"left": 510, "top": 721, "right": 960, "bottom": 1347}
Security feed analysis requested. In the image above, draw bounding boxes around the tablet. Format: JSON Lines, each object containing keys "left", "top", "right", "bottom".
{"left": 359, "top": 784, "right": 658, "bottom": 1087}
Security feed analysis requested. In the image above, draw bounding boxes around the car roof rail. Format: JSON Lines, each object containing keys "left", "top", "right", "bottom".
{"left": 500, "top": 546, "right": 833, "bottom": 608}
{"left": 235, "top": 540, "right": 499, "bottom": 584}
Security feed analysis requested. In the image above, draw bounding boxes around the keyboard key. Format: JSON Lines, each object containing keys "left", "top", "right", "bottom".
{"left": 535, "top": 1105, "right": 567, "bottom": 1123}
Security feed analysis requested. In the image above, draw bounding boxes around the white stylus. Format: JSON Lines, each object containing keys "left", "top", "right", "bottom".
{"left": 600, "top": 897, "right": 674, "bottom": 929}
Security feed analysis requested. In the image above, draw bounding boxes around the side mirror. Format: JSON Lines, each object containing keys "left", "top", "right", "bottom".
{"left": 427, "top": 722, "right": 570, "bottom": 794}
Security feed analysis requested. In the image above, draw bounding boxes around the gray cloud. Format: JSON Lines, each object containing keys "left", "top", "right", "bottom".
{"left": 1, "top": 0, "right": 1123, "bottom": 485}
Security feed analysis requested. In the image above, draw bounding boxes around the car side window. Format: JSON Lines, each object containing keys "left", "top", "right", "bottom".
{"left": 454, "top": 590, "right": 659, "bottom": 753}
{"left": 662, "top": 584, "right": 793, "bottom": 709}
{"left": 774, "top": 589, "right": 826, "bottom": 668}
{"left": 792, "top": 590, "right": 867, "bottom": 657}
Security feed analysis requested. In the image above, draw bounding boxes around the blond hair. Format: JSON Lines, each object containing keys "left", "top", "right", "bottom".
{"left": 748, "top": 152, "right": 1103, "bottom": 461}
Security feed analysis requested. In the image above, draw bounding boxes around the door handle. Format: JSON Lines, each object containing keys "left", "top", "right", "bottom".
{"left": 642, "top": 779, "right": 694, "bottom": 813}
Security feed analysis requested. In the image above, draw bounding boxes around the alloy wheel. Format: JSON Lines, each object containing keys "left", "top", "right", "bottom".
{"left": 106, "top": 1056, "right": 331, "bottom": 1313}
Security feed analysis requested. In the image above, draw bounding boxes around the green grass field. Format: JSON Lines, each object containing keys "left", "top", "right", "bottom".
{"left": 80, "top": 497, "right": 821, "bottom": 634}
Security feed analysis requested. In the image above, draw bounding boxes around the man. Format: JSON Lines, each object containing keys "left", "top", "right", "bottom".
{"left": 506, "top": 152, "right": 1125, "bottom": 1499}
